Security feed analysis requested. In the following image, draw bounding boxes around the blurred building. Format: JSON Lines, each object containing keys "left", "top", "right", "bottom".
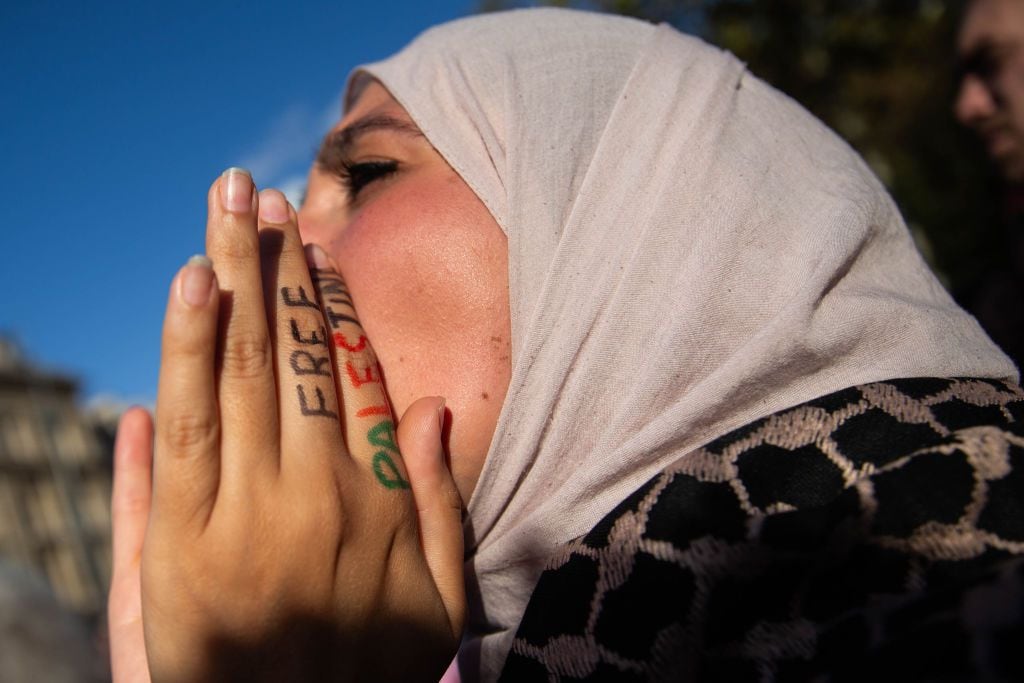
{"left": 0, "top": 336, "right": 113, "bottom": 626}
{"left": 0, "top": 558, "right": 107, "bottom": 683}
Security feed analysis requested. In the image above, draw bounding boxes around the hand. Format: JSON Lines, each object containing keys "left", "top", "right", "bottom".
{"left": 119, "top": 170, "right": 464, "bottom": 682}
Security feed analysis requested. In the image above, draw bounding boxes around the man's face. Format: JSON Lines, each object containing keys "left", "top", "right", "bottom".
{"left": 956, "top": 0, "right": 1024, "bottom": 182}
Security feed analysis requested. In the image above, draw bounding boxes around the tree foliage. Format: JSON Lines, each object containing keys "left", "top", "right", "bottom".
{"left": 484, "top": 0, "right": 1004, "bottom": 297}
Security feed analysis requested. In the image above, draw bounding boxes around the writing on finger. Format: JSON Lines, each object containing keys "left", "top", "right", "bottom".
{"left": 282, "top": 285, "right": 338, "bottom": 420}
{"left": 368, "top": 420, "right": 410, "bottom": 490}
{"left": 311, "top": 268, "right": 409, "bottom": 490}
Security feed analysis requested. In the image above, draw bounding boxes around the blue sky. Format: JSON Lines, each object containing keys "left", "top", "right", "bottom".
{"left": 1, "top": 0, "right": 474, "bottom": 406}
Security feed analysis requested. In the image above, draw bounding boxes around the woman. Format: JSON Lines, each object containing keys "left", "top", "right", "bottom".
{"left": 109, "top": 8, "right": 1022, "bottom": 681}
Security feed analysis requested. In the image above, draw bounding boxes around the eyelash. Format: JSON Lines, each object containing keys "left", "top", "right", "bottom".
{"left": 333, "top": 160, "right": 399, "bottom": 200}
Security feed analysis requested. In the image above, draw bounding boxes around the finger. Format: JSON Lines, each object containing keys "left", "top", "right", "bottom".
{"left": 108, "top": 405, "right": 155, "bottom": 683}
{"left": 153, "top": 256, "right": 221, "bottom": 528}
{"left": 111, "top": 407, "right": 154, "bottom": 576}
{"left": 206, "top": 168, "right": 279, "bottom": 480}
{"left": 397, "top": 396, "right": 465, "bottom": 636}
{"left": 256, "top": 189, "right": 346, "bottom": 474}
{"left": 307, "top": 244, "right": 411, "bottom": 491}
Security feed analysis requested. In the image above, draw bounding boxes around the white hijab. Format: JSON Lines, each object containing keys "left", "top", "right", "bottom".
{"left": 355, "top": 9, "right": 1017, "bottom": 680}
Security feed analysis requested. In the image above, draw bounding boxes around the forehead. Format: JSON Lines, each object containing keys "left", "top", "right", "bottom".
{"left": 336, "top": 80, "right": 407, "bottom": 130}
{"left": 960, "top": 0, "right": 1024, "bottom": 51}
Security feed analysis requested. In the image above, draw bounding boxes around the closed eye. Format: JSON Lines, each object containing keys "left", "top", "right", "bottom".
{"left": 331, "top": 160, "right": 399, "bottom": 201}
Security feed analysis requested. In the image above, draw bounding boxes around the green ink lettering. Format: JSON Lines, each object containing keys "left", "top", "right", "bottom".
{"left": 367, "top": 420, "right": 408, "bottom": 489}
{"left": 367, "top": 420, "right": 398, "bottom": 453}
{"left": 372, "top": 451, "right": 410, "bottom": 489}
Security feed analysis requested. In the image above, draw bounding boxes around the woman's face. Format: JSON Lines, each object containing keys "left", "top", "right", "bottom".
{"left": 297, "top": 81, "right": 511, "bottom": 501}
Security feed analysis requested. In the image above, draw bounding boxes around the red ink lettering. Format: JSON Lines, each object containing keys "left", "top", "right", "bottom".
{"left": 356, "top": 405, "right": 390, "bottom": 418}
{"left": 334, "top": 331, "right": 367, "bottom": 353}
{"left": 346, "top": 361, "right": 379, "bottom": 388}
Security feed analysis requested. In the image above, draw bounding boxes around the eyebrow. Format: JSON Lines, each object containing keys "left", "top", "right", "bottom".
{"left": 315, "top": 114, "right": 424, "bottom": 167}
{"left": 957, "top": 38, "right": 1017, "bottom": 79}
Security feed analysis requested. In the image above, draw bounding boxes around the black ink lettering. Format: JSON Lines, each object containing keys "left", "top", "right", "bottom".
{"left": 325, "top": 306, "right": 360, "bottom": 329}
{"left": 296, "top": 385, "right": 337, "bottom": 419}
{"left": 328, "top": 295, "right": 355, "bottom": 309}
{"left": 281, "top": 286, "right": 319, "bottom": 309}
{"left": 318, "top": 278, "right": 349, "bottom": 297}
{"left": 290, "top": 350, "right": 331, "bottom": 376}
{"left": 290, "top": 319, "right": 326, "bottom": 345}
{"left": 310, "top": 268, "right": 337, "bottom": 280}
{"left": 311, "top": 269, "right": 347, "bottom": 286}
{"left": 310, "top": 273, "right": 357, "bottom": 309}
{"left": 316, "top": 278, "right": 355, "bottom": 309}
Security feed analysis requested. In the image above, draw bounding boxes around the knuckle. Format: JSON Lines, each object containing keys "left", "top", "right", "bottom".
{"left": 206, "top": 218, "right": 259, "bottom": 261}
{"left": 441, "top": 481, "right": 464, "bottom": 515}
{"left": 219, "top": 333, "right": 272, "bottom": 379}
{"left": 112, "top": 488, "right": 149, "bottom": 518}
{"left": 160, "top": 411, "right": 218, "bottom": 454}
{"left": 298, "top": 477, "right": 345, "bottom": 524}
{"left": 166, "top": 326, "right": 213, "bottom": 357}
{"left": 366, "top": 482, "right": 413, "bottom": 526}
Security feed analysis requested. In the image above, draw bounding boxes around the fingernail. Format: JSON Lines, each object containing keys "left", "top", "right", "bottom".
{"left": 181, "top": 254, "right": 214, "bottom": 307}
{"left": 305, "top": 243, "right": 331, "bottom": 269}
{"left": 259, "top": 188, "right": 291, "bottom": 224}
{"left": 436, "top": 398, "right": 446, "bottom": 433}
{"left": 220, "top": 167, "right": 253, "bottom": 213}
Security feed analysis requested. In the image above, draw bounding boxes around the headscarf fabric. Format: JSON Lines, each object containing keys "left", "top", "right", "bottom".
{"left": 353, "top": 9, "right": 1017, "bottom": 680}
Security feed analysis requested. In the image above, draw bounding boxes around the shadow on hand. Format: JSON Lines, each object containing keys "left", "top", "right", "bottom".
{"left": 199, "top": 611, "right": 454, "bottom": 682}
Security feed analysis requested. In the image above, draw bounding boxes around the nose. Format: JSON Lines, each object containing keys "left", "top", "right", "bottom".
{"left": 296, "top": 168, "right": 346, "bottom": 249}
{"left": 296, "top": 202, "right": 318, "bottom": 245}
{"left": 955, "top": 74, "right": 997, "bottom": 126}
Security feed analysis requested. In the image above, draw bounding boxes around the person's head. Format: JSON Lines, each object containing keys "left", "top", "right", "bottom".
{"left": 297, "top": 80, "right": 511, "bottom": 502}
{"left": 296, "top": 9, "right": 1015, "bottom": 675}
{"left": 956, "top": 0, "right": 1024, "bottom": 182}
{"left": 297, "top": 5, "right": 1015, "bottom": 515}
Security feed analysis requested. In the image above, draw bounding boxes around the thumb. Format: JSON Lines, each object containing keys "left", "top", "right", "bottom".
{"left": 396, "top": 396, "right": 466, "bottom": 638}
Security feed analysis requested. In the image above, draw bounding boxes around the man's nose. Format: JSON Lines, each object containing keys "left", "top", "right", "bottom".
{"left": 956, "top": 75, "right": 997, "bottom": 126}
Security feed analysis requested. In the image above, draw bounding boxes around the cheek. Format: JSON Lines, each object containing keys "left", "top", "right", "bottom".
{"left": 328, "top": 174, "right": 510, "bottom": 447}
{"left": 1010, "top": 71, "right": 1024, "bottom": 119}
{"left": 336, "top": 178, "right": 499, "bottom": 341}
